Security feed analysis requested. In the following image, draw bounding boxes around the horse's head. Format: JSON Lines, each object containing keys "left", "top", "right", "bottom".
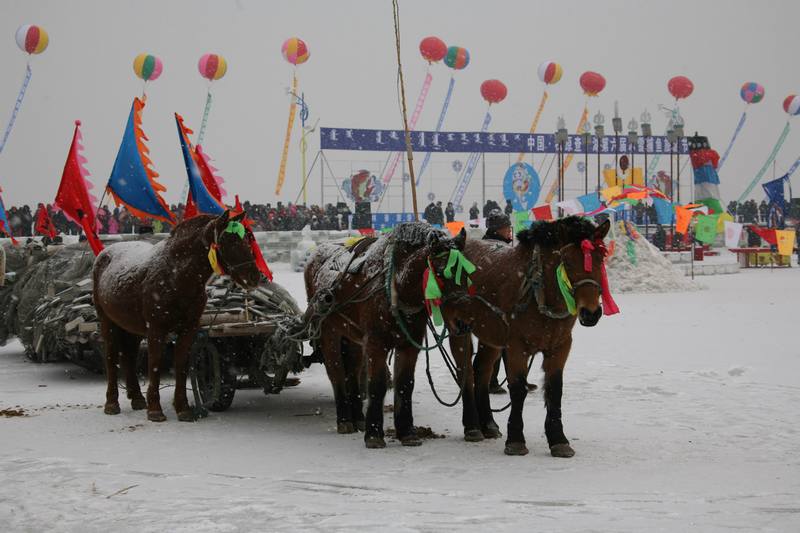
{"left": 555, "top": 218, "right": 611, "bottom": 327}
{"left": 210, "top": 210, "right": 261, "bottom": 290}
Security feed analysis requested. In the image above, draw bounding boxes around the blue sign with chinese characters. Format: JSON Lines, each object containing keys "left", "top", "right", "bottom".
{"left": 320, "top": 127, "right": 689, "bottom": 155}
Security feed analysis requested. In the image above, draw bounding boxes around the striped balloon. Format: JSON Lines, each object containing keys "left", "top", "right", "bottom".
{"left": 444, "top": 46, "right": 469, "bottom": 70}
{"left": 198, "top": 53, "right": 228, "bottom": 81}
{"left": 537, "top": 61, "right": 563, "bottom": 85}
{"left": 15, "top": 24, "right": 49, "bottom": 55}
{"left": 740, "top": 82, "right": 765, "bottom": 104}
{"left": 783, "top": 94, "right": 800, "bottom": 116}
{"left": 133, "top": 53, "right": 163, "bottom": 82}
{"left": 281, "top": 37, "right": 310, "bottom": 66}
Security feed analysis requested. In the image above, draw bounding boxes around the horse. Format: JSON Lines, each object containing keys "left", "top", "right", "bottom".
{"left": 441, "top": 217, "right": 613, "bottom": 456}
{"left": 304, "top": 222, "right": 468, "bottom": 448}
{"left": 93, "top": 210, "right": 260, "bottom": 422}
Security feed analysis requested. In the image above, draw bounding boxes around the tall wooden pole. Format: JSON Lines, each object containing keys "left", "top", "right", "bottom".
{"left": 391, "top": 0, "right": 419, "bottom": 220}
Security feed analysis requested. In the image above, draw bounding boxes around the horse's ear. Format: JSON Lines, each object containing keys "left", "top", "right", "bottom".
{"left": 216, "top": 209, "right": 231, "bottom": 226}
{"left": 231, "top": 210, "right": 247, "bottom": 222}
{"left": 453, "top": 227, "right": 467, "bottom": 250}
{"left": 594, "top": 219, "right": 611, "bottom": 240}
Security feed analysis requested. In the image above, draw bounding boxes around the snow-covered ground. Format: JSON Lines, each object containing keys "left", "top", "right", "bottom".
{"left": 2, "top": 264, "right": 799, "bottom": 532}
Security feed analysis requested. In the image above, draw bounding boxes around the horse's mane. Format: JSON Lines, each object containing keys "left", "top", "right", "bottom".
{"left": 168, "top": 215, "right": 213, "bottom": 245}
{"left": 391, "top": 221, "right": 449, "bottom": 248}
{"left": 516, "top": 216, "right": 597, "bottom": 248}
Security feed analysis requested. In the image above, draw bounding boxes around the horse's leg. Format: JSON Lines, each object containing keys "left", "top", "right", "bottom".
{"left": 393, "top": 344, "right": 422, "bottom": 446}
{"left": 475, "top": 343, "right": 503, "bottom": 438}
{"left": 363, "top": 336, "right": 388, "bottom": 449}
{"left": 101, "top": 318, "right": 122, "bottom": 415}
{"left": 145, "top": 331, "right": 167, "bottom": 422}
{"left": 321, "top": 330, "right": 354, "bottom": 434}
{"left": 172, "top": 329, "right": 197, "bottom": 422}
{"left": 543, "top": 337, "right": 575, "bottom": 458}
{"left": 504, "top": 339, "right": 532, "bottom": 456}
{"left": 449, "top": 333, "right": 482, "bottom": 442}
{"left": 342, "top": 339, "right": 365, "bottom": 432}
{"left": 122, "top": 333, "right": 146, "bottom": 410}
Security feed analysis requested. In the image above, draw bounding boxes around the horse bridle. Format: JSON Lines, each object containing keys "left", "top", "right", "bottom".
{"left": 208, "top": 222, "right": 256, "bottom": 278}
{"left": 554, "top": 241, "right": 603, "bottom": 294}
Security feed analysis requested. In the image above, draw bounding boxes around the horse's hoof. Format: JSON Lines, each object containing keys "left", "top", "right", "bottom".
{"left": 364, "top": 435, "right": 386, "bottom": 449}
{"left": 147, "top": 410, "right": 167, "bottom": 422}
{"left": 504, "top": 441, "right": 529, "bottom": 456}
{"left": 482, "top": 423, "right": 503, "bottom": 439}
{"left": 400, "top": 434, "right": 423, "bottom": 447}
{"left": 130, "top": 398, "right": 146, "bottom": 410}
{"left": 355, "top": 420, "right": 366, "bottom": 432}
{"left": 464, "top": 428, "right": 485, "bottom": 442}
{"left": 550, "top": 443, "right": 575, "bottom": 458}
{"left": 103, "top": 403, "right": 120, "bottom": 415}
{"left": 337, "top": 421, "right": 356, "bottom": 434}
{"left": 177, "top": 410, "right": 196, "bottom": 422}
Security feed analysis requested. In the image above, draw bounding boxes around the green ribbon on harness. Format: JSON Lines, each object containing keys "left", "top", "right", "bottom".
{"left": 225, "top": 221, "right": 246, "bottom": 239}
{"left": 424, "top": 258, "right": 444, "bottom": 326}
{"left": 556, "top": 263, "right": 577, "bottom": 316}
{"left": 442, "top": 249, "right": 475, "bottom": 287}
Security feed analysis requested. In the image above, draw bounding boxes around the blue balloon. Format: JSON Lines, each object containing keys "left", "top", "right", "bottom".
{"left": 503, "top": 163, "right": 541, "bottom": 211}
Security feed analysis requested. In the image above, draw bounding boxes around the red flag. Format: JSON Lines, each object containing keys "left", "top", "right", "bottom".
{"left": 35, "top": 204, "right": 57, "bottom": 238}
{"left": 532, "top": 204, "right": 553, "bottom": 221}
{"left": 54, "top": 121, "right": 104, "bottom": 256}
{"left": 749, "top": 225, "right": 777, "bottom": 246}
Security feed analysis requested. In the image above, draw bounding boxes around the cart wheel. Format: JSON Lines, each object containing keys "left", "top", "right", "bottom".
{"left": 192, "top": 338, "right": 236, "bottom": 412}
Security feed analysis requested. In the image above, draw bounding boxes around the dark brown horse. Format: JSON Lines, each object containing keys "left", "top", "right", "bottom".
{"left": 442, "top": 217, "right": 612, "bottom": 456}
{"left": 93, "top": 211, "right": 260, "bottom": 422}
{"left": 304, "top": 222, "right": 467, "bottom": 448}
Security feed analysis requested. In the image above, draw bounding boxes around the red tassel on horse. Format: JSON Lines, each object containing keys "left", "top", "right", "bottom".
{"left": 249, "top": 236, "right": 273, "bottom": 282}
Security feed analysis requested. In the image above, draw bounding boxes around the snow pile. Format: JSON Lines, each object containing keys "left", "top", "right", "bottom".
{"left": 605, "top": 222, "right": 702, "bottom": 294}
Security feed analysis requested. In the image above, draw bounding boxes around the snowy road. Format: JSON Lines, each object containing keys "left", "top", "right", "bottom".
{"left": 2, "top": 265, "right": 799, "bottom": 532}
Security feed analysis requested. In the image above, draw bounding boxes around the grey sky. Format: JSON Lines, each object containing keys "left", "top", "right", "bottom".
{"left": 0, "top": 0, "right": 798, "bottom": 211}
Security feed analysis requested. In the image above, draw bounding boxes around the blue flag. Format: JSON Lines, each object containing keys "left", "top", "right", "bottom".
{"left": 577, "top": 192, "right": 602, "bottom": 213}
{"left": 652, "top": 197, "right": 674, "bottom": 225}
{"left": 107, "top": 98, "right": 174, "bottom": 223}
{"left": 176, "top": 114, "right": 224, "bottom": 216}
{"left": 762, "top": 175, "right": 787, "bottom": 211}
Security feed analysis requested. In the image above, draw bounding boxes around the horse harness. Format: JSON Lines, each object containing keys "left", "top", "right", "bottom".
{"left": 205, "top": 220, "right": 255, "bottom": 278}
{"left": 515, "top": 242, "right": 602, "bottom": 320}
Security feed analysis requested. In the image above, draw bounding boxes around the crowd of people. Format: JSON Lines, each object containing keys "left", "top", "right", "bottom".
{"left": 1, "top": 201, "right": 358, "bottom": 237}
{"left": 0, "top": 198, "right": 792, "bottom": 239}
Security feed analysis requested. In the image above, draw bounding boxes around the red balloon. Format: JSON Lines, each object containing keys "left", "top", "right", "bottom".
{"left": 580, "top": 71, "right": 606, "bottom": 97}
{"left": 668, "top": 76, "right": 694, "bottom": 100}
{"left": 480, "top": 79, "right": 507, "bottom": 104}
{"left": 419, "top": 36, "right": 447, "bottom": 64}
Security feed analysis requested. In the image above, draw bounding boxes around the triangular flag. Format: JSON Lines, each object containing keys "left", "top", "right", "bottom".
{"left": 176, "top": 113, "right": 225, "bottom": 218}
{"left": 107, "top": 98, "right": 174, "bottom": 224}
{"left": 54, "top": 121, "right": 104, "bottom": 255}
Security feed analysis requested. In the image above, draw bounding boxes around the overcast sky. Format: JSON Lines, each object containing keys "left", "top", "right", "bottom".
{"left": 0, "top": 0, "right": 798, "bottom": 211}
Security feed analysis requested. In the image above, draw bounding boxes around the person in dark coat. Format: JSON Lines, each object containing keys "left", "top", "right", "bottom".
{"left": 468, "top": 202, "right": 480, "bottom": 223}
{"left": 434, "top": 201, "right": 445, "bottom": 226}
{"left": 480, "top": 210, "right": 512, "bottom": 393}
{"left": 423, "top": 202, "right": 436, "bottom": 224}
{"left": 445, "top": 202, "right": 455, "bottom": 223}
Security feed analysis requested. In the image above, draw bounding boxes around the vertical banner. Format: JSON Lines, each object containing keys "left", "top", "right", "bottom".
{"left": 737, "top": 122, "right": 791, "bottom": 203}
{"left": 449, "top": 110, "right": 492, "bottom": 207}
{"left": 381, "top": 71, "right": 433, "bottom": 186}
{"left": 275, "top": 74, "right": 298, "bottom": 195}
{"left": 515, "top": 90, "right": 549, "bottom": 163}
{"left": 717, "top": 110, "right": 747, "bottom": 171}
{"left": 0, "top": 64, "right": 32, "bottom": 156}
{"left": 417, "top": 75, "right": 455, "bottom": 184}
{"left": 775, "top": 229, "right": 795, "bottom": 256}
{"left": 545, "top": 106, "right": 589, "bottom": 203}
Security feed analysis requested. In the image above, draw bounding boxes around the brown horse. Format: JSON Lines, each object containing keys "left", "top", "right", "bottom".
{"left": 93, "top": 211, "right": 260, "bottom": 422}
{"left": 304, "top": 222, "right": 467, "bottom": 448}
{"left": 442, "top": 217, "right": 612, "bottom": 456}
